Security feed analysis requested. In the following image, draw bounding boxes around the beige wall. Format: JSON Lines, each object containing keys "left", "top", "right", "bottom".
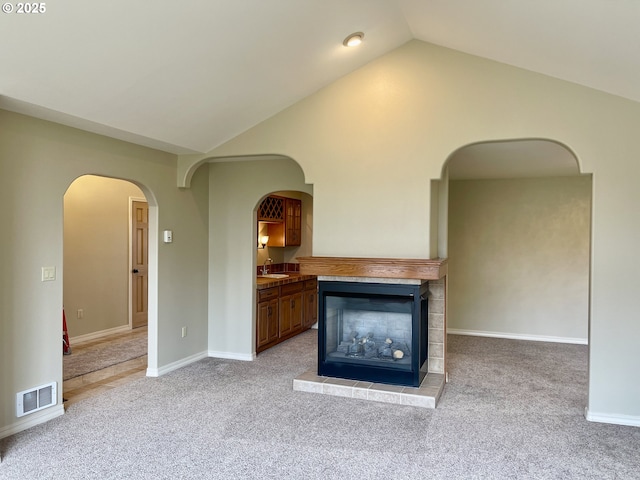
{"left": 190, "top": 40, "right": 640, "bottom": 422}
{"left": 64, "top": 175, "right": 145, "bottom": 337}
{"left": 448, "top": 176, "right": 591, "bottom": 342}
{"left": 0, "top": 110, "right": 209, "bottom": 436}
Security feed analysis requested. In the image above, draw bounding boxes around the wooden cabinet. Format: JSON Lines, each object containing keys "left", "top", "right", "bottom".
{"left": 279, "top": 282, "right": 303, "bottom": 338}
{"left": 258, "top": 195, "right": 284, "bottom": 221}
{"left": 257, "top": 299, "right": 279, "bottom": 349}
{"left": 256, "top": 277, "right": 317, "bottom": 353}
{"left": 258, "top": 196, "right": 302, "bottom": 248}
{"left": 303, "top": 279, "right": 317, "bottom": 329}
{"left": 257, "top": 287, "right": 279, "bottom": 351}
{"left": 284, "top": 198, "right": 301, "bottom": 246}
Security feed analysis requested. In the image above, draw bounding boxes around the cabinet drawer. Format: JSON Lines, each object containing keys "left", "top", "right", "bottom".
{"left": 304, "top": 279, "right": 317, "bottom": 291}
{"left": 280, "top": 281, "right": 303, "bottom": 296}
{"left": 258, "top": 287, "right": 279, "bottom": 302}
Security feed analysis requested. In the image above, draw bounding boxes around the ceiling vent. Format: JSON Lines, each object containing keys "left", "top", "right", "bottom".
{"left": 16, "top": 382, "right": 57, "bottom": 417}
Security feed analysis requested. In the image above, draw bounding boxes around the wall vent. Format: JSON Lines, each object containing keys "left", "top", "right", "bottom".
{"left": 16, "top": 382, "right": 57, "bottom": 417}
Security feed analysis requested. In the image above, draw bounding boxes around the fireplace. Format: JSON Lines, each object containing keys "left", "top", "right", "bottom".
{"left": 318, "top": 280, "right": 428, "bottom": 387}
{"left": 296, "top": 256, "right": 447, "bottom": 407}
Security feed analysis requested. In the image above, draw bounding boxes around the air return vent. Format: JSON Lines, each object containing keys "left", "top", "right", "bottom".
{"left": 16, "top": 382, "right": 57, "bottom": 417}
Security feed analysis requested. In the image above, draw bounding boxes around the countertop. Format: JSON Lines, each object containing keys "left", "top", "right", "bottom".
{"left": 256, "top": 272, "right": 316, "bottom": 289}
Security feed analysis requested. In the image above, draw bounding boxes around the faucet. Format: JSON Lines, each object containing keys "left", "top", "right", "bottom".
{"left": 261, "top": 258, "right": 272, "bottom": 275}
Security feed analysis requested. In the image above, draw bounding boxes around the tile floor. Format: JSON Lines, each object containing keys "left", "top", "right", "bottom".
{"left": 63, "top": 328, "right": 148, "bottom": 408}
{"left": 293, "top": 371, "right": 445, "bottom": 408}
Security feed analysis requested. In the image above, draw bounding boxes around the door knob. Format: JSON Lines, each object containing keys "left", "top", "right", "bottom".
{"left": 132, "top": 269, "right": 139, "bottom": 273}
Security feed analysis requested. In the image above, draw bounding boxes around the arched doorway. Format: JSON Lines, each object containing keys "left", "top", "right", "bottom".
{"left": 255, "top": 190, "right": 314, "bottom": 354}
{"left": 62, "top": 175, "right": 154, "bottom": 405}
{"left": 205, "top": 156, "right": 312, "bottom": 359}
{"left": 444, "top": 139, "right": 590, "bottom": 342}
{"left": 437, "top": 138, "right": 591, "bottom": 411}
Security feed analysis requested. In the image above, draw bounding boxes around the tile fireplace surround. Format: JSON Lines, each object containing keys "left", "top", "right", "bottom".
{"left": 294, "top": 257, "right": 447, "bottom": 408}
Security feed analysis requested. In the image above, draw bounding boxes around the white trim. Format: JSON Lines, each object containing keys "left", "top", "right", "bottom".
{"left": 146, "top": 201, "right": 159, "bottom": 376}
{"left": 146, "top": 350, "right": 208, "bottom": 377}
{"left": 208, "top": 350, "right": 256, "bottom": 361}
{"left": 0, "top": 405, "right": 65, "bottom": 440}
{"left": 448, "top": 328, "right": 588, "bottom": 345}
{"left": 69, "top": 324, "right": 131, "bottom": 345}
{"left": 585, "top": 408, "right": 640, "bottom": 427}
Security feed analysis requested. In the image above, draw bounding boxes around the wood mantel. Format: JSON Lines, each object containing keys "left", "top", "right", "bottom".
{"left": 297, "top": 256, "right": 447, "bottom": 280}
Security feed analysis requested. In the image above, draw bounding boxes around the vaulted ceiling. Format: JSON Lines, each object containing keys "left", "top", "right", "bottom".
{"left": 1, "top": 0, "right": 639, "bottom": 159}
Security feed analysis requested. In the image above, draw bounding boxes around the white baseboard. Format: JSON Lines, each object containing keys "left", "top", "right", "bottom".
{"left": 0, "top": 404, "right": 65, "bottom": 440}
{"left": 585, "top": 408, "right": 640, "bottom": 427}
{"left": 208, "top": 350, "right": 256, "bottom": 361}
{"left": 447, "top": 328, "right": 588, "bottom": 345}
{"left": 146, "top": 350, "right": 208, "bottom": 377}
{"left": 146, "top": 349, "right": 255, "bottom": 378}
{"left": 70, "top": 324, "right": 131, "bottom": 345}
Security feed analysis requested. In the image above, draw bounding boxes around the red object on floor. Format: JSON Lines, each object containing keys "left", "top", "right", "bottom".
{"left": 63, "top": 309, "right": 71, "bottom": 355}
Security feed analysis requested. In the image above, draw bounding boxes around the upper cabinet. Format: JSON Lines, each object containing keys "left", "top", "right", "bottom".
{"left": 258, "top": 195, "right": 302, "bottom": 247}
{"left": 284, "top": 198, "right": 301, "bottom": 246}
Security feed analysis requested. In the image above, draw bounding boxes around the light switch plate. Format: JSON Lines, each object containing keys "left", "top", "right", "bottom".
{"left": 41, "top": 267, "right": 56, "bottom": 282}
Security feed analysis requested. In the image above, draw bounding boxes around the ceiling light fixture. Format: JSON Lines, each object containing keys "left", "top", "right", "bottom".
{"left": 343, "top": 32, "right": 364, "bottom": 47}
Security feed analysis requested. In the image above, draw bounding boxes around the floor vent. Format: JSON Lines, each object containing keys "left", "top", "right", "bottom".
{"left": 16, "top": 382, "right": 57, "bottom": 417}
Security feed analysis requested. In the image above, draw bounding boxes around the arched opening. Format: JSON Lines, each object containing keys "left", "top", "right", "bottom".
{"left": 62, "top": 175, "right": 158, "bottom": 405}
{"left": 436, "top": 138, "right": 591, "bottom": 411}
{"left": 205, "top": 155, "right": 312, "bottom": 359}
{"left": 255, "top": 190, "right": 315, "bottom": 354}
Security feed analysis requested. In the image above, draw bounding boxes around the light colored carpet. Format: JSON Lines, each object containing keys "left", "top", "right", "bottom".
{"left": 63, "top": 329, "right": 147, "bottom": 380}
{"left": 3, "top": 332, "right": 639, "bottom": 479}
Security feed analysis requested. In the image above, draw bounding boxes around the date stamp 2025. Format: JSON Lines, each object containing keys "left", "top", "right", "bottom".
{"left": 2, "top": 2, "right": 46, "bottom": 14}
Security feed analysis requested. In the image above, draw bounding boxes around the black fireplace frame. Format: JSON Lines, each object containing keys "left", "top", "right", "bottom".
{"left": 318, "top": 281, "right": 428, "bottom": 387}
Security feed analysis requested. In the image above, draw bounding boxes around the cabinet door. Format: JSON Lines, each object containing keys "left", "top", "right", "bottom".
{"left": 284, "top": 198, "right": 302, "bottom": 246}
{"left": 279, "top": 295, "right": 293, "bottom": 338}
{"left": 290, "top": 292, "right": 303, "bottom": 332}
{"left": 280, "top": 292, "right": 303, "bottom": 338}
{"left": 257, "top": 301, "right": 271, "bottom": 349}
{"left": 304, "top": 287, "right": 317, "bottom": 329}
{"left": 257, "top": 299, "right": 279, "bottom": 350}
{"left": 267, "top": 300, "right": 279, "bottom": 343}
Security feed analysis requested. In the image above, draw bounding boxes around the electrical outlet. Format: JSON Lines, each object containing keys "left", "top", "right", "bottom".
{"left": 181, "top": 326, "right": 187, "bottom": 338}
{"left": 77, "top": 309, "right": 83, "bottom": 319}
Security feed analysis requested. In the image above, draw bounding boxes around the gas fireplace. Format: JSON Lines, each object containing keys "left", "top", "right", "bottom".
{"left": 318, "top": 280, "right": 428, "bottom": 387}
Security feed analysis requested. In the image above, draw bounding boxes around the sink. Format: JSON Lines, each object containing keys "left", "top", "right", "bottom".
{"left": 259, "top": 274, "right": 289, "bottom": 279}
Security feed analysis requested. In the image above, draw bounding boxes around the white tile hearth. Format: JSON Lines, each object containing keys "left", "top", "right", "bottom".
{"left": 293, "top": 371, "right": 445, "bottom": 409}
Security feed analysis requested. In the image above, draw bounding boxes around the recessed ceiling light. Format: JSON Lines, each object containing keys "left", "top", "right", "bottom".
{"left": 343, "top": 32, "right": 364, "bottom": 47}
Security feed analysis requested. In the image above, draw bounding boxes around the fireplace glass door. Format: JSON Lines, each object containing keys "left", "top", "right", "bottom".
{"left": 318, "top": 281, "right": 427, "bottom": 387}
